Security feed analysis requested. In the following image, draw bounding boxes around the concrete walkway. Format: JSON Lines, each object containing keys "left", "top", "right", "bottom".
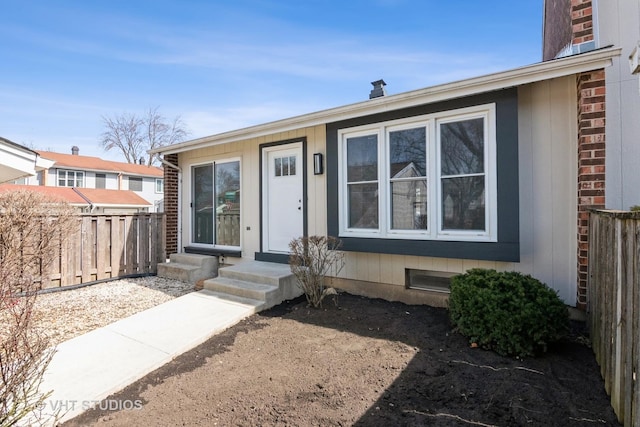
{"left": 38, "top": 290, "right": 264, "bottom": 424}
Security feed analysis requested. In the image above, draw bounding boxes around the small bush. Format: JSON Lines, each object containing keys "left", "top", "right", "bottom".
{"left": 449, "top": 269, "right": 569, "bottom": 357}
{"left": 289, "top": 236, "right": 345, "bottom": 308}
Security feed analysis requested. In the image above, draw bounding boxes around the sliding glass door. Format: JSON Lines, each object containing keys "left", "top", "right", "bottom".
{"left": 192, "top": 160, "right": 240, "bottom": 248}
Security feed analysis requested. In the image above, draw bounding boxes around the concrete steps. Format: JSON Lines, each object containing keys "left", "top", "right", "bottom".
{"left": 157, "top": 253, "right": 218, "bottom": 284}
{"left": 203, "top": 260, "right": 302, "bottom": 310}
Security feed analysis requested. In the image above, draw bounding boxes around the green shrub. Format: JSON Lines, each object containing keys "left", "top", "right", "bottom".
{"left": 449, "top": 269, "right": 569, "bottom": 357}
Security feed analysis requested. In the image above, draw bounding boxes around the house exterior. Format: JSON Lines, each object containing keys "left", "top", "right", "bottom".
{"left": 152, "top": 42, "right": 624, "bottom": 309}
{"left": 0, "top": 137, "right": 53, "bottom": 184}
{"left": 16, "top": 147, "right": 165, "bottom": 213}
{"left": 544, "top": 0, "right": 640, "bottom": 212}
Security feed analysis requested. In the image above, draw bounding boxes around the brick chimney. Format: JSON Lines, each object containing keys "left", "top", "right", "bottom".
{"left": 571, "top": 0, "right": 594, "bottom": 47}
{"left": 71, "top": 146, "right": 79, "bottom": 155}
{"left": 369, "top": 79, "right": 387, "bottom": 99}
{"left": 543, "top": 0, "right": 595, "bottom": 60}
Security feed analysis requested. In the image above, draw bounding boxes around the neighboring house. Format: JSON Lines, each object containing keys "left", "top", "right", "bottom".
{"left": 0, "top": 184, "right": 152, "bottom": 214}
{"left": 0, "top": 137, "right": 53, "bottom": 184}
{"left": 17, "top": 147, "right": 165, "bottom": 212}
{"left": 152, "top": 1, "right": 632, "bottom": 310}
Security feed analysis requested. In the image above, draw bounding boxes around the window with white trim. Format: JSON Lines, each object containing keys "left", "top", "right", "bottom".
{"left": 338, "top": 104, "right": 497, "bottom": 242}
{"left": 155, "top": 178, "right": 164, "bottom": 193}
{"left": 58, "top": 170, "right": 84, "bottom": 187}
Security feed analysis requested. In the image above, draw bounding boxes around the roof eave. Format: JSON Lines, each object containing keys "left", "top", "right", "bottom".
{"left": 152, "top": 46, "right": 621, "bottom": 156}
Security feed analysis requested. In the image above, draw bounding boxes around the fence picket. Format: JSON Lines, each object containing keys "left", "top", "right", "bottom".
{"left": 22, "top": 213, "right": 164, "bottom": 289}
{"left": 588, "top": 210, "right": 640, "bottom": 426}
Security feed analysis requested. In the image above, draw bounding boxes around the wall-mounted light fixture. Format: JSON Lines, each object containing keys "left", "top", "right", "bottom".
{"left": 313, "top": 153, "right": 324, "bottom": 175}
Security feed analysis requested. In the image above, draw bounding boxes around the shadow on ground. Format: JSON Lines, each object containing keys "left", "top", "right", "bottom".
{"left": 262, "top": 294, "right": 619, "bottom": 426}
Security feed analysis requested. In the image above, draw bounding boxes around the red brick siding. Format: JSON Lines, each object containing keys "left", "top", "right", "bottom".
{"left": 571, "top": 0, "right": 594, "bottom": 45}
{"left": 576, "top": 69, "right": 606, "bottom": 309}
{"left": 164, "top": 154, "right": 179, "bottom": 256}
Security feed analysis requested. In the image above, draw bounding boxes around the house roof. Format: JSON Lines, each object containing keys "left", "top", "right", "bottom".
{"left": 152, "top": 46, "right": 621, "bottom": 156}
{"left": 75, "top": 188, "right": 152, "bottom": 207}
{"left": 0, "top": 184, "right": 89, "bottom": 205}
{"left": 0, "top": 184, "right": 152, "bottom": 207}
{"left": 36, "top": 150, "right": 163, "bottom": 178}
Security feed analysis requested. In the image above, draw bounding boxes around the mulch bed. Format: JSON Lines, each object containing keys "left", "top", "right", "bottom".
{"left": 64, "top": 293, "right": 620, "bottom": 426}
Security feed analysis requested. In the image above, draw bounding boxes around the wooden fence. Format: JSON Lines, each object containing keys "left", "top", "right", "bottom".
{"left": 39, "top": 213, "right": 165, "bottom": 289}
{"left": 588, "top": 210, "right": 640, "bottom": 426}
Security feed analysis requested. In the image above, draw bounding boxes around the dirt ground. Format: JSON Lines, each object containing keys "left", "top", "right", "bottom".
{"left": 64, "top": 293, "right": 619, "bottom": 427}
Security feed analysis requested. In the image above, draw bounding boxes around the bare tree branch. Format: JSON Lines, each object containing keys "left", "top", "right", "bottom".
{"left": 100, "top": 107, "right": 190, "bottom": 165}
{"left": 0, "top": 190, "right": 76, "bottom": 426}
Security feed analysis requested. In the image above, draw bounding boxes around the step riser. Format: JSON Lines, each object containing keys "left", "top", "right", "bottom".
{"left": 204, "top": 277, "right": 302, "bottom": 305}
{"left": 169, "top": 253, "right": 219, "bottom": 269}
{"left": 218, "top": 269, "right": 287, "bottom": 286}
{"left": 204, "top": 280, "right": 280, "bottom": 302}
{"left": 157, "top": 263, "right": 218, "bottom": 284}
{"left": 157, "top": 264, "right": 193, "bottom": 283}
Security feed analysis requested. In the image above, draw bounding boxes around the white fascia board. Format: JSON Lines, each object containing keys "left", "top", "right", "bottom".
{"left": 153, "top": 47, "right": 621, "bottom": 156}
{"left": 0, "top": 144, "right": 40, "bottom": 182}
{"left": 35, "top": 156, "right": 55, "bottom": 171}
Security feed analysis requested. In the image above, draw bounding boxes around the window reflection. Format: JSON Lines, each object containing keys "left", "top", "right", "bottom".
{"left": 440, "top": 117, "right": 486, "bottom": 231}
{"left": 389, "top": 127, "right": 427, "bottom": 230}
{"left": 440, "top": 118, "right": 484, "bottom": 176}
{"left": 215, "top": 162, "right": 241, "bottom": 246}
{"left": 347, "top": 135, "right": 378, "bottom": 182}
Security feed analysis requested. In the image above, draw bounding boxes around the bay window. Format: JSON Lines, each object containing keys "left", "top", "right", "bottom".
{"left": 339, "top": 104, "right": 496, "bottom": 242}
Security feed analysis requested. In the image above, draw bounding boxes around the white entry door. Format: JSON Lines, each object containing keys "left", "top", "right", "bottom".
{"left": 262, "top": 143, "right": 304, "bottom": 253}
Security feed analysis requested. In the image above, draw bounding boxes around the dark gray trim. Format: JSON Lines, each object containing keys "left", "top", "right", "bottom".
{"left": 326, "top": 89, "right": 520, "bottom": 262}
{"left": 184, "top": 246, "right": 241, "bottom": 257}
{"left": 255, "top": 252, "right": 290, "bottom": 264}
{"left": 258, "top": 138, "right": 308, "bottom": 258}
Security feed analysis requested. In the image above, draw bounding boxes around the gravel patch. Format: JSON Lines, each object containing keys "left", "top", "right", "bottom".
{"left": 32, "top": 276, "right": 195, "bottom": 347}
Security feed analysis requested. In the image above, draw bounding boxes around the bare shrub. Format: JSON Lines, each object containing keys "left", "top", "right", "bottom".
{"left": 289, "top": 236, "right": 345, "bottom": 308}
{"left": 0, "top": 189, "right": 76, "bottom": 426}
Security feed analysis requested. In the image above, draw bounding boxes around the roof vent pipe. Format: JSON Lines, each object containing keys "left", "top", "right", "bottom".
{"left": 369, "top": 79, "right": 387, "bottom": 99}
{"left": 139, "top": 157, "right": 145, "bottom": 165}
{"left": 71, "top": 146, "right": 79, "bottom": 155}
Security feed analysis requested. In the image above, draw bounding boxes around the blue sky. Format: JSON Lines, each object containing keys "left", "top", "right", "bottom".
{"left": 1, "top": 1, "right": 542, "bottom": 161}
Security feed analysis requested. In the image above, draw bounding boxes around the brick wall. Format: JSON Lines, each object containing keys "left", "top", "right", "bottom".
{"left": 164, "top": 154, "right": 179, "bottom": 256}
{"left": 571, "top": 0, "right": 594, "bottom": 45}
{"left": 570, "top": 0, "right": 603, "bottom": 309}
{"left": 576, "top": 69, "right": 606, "bottom": 309}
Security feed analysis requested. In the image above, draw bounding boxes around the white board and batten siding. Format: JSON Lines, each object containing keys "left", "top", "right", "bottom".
{"left": 178, "top": 125, "right": 327, "bottom": 258}
{"left": 177, "top": 77, "right": 579, "bottom": 305}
